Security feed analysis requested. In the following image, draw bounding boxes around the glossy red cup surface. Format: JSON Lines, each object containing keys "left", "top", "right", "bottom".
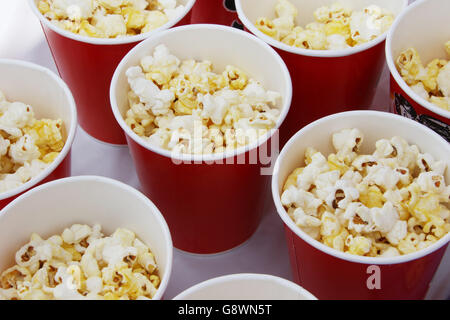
{"left": 191, "top": 0, "right": 242, "bottom": 28}
{"left": 0, "top": 59, "right": 77, "bottom": 210}
{"left": 236, "top": 0, "right": 408, "bottom": 146}
{"left": 111, "top": 25, "right": 292, "bottom": 254}
{"left": 386, "top": 0, "right": 450, "bottom": 142}
{"left": 28, "top": 0, "right": 196, "bottom": 145}
{"left": 272, "top": 111, "right": 450, "bottom": 300}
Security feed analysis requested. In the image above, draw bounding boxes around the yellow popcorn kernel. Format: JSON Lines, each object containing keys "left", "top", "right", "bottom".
{"left": 256, "top": 17, "right": 278, "bottom": 39}
{"left": 327, "top": 153, "right": 349, "bottom": 175}
{"left": 98, "top": 0, "right": 123, "bottom": 11}
{"left": 324, "top": 21, "right": 350, "bottom": 38}
{"left": 412, "top": 194, "right": 440, "bottom": 222}
{"left": 223, "top": 66, "right": 248, "bottom": 90}
{"left": 276, "top": 0, "right": 298, "bottom": 18}
{"left": 446, "top": 40, "right": 450, "bottom": 56}
{"left": 283, "top": 167, "right": 304, "bottom": 191}
{"left": 142, "top": 11, "right": 168, "bottom": 33}
{"left": 423, "top": 59, "right": 447, "bottom": 93}
{"left": 173, "top": 97, "right": 197, "bottom": 116}
{"left": 80, "top": 20, "right": 103, "bottom": 38}
{"left": 396, "top": 48, "right": 425, "bottom": 85}
{"left": 126, "top": 118, "right": 145, "bottom": 136}
{"left": 38, "top": 1, "right": 50, "bottom": 14}
{"left": 122, "top": 7, "right": 146, "bottom": 30}
{"left": 149, "top": 274, "right": 160, "bottom": 288}
{"left": 323, "top": 228, "right": 348, "bottom": 252}
{"left": 347, "top": 236, "right": 372, "bottom": 256}
{"left": 429, "top": 96, "right": 449, "bottom": 111}
{"left": 0, "top": 266, "right": 31, "bottom": 289}
{"left": 304, "top": 147, "right": 319, "bottom": 165}
{"left": 281, "top": 27, "right": 303, "bottom": 46}
{"left": 24, "top": 119, "right": 64, "bottom": 155}
{"left": 224, "top": 106, "right": 241, "bottom": 126}
{"left": 359, "top": 185, "right": 385, "bottom": 208}
{"left": 42, "top": 152, "right": 60, "bottom": 164}
{"left": 61, "top": 243, "right": 82, "bottom": 261}
{"left": 398, "top": 232, "right": 421, "bottom": 254}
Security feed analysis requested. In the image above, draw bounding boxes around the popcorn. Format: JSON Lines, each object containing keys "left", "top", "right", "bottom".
{"left": 124, "top": 45, "right": 281, "bottom": 154}
{"left": 0, "top": 91, "right": 65, "bottom": 193}
{"left": 0, "top": 224, "right": 161, "bottom": 300}
{"left": 256, "top": 0, "right": 394, "bottom": 50}
{"left": 281, "top": 128, "right": 450, "bottom": 257}
{"left": 38, "top": 0, "right": 185, "bottom": 38}
{"left": 396, "top": 41, "right": 450, "bottom": 111}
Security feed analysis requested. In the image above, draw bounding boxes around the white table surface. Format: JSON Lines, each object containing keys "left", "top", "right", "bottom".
{"left": 0, "top": 0, "right": 448, "bottom": 300}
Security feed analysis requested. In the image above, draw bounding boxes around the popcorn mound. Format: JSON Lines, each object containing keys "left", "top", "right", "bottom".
{"left": 124, "top": 44, "right": 282, "bottom": 155}
{"left": 396, "top": 40, "right": 450, "bottom": 111}
{"left": 0, "top": 91, "right": 64, "bottom": 193}
{"left": 256, "top": 0, "right": 394, "bottom": 50}
{"left": 37, "top": 0, "right": 185, "bottom": 38}
{"left": 281, "top": 128, "right": 450, "bottom": 257}
{"left": 0, "top": 224, "right": 161, "bottom": 300}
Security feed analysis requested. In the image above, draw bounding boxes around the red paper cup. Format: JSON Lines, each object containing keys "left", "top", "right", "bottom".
{"left": 28, "top": 0, "right": 196, "bottom": 145}
{"left": 386, "top": 0, "right": 450, "bottom": 142}
{"left": 111, "top": 25, "right": 292, "bottom": 254}
{"left": 272, "top": 111, "right": 450, "bottom": 300}
{"left": 0, "top": 176, "right": 173, "bottom": 300}
{"left": 173, "top": 273, "right": 317, "bottom": 299}
{"left": 191, "top": 0, "right": 243, "bottom": 28}
{"left": 236, "top": 0, "right": 408, "bottom": 146}
{"left": 0, "top": 59, "right": 77, "bottom": 209}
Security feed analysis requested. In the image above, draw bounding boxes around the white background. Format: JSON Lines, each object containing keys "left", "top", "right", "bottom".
{"left": 0, "top": 0, "right": 448, "bottom": 299}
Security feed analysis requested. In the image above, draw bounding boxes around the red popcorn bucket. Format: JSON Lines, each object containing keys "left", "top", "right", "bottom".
{"left": 174, "top": 273, "right": 317, "bottom": 299}
{"left": 386, "top": 0, "right": 450, "bottom": 142}
{"left": 272, "top": 111, "right": 450, "bottom": 300}
{"left": 28, "top": 0, "right": 196, "bottom": 145}
{"left": 191, "top": 0, "right": 243, "bottom": 28}
{"left": 0, "top": 176, "right": 173, "bottom": 300}
{"left": 236, "top": 0, "right": 408, "bottom": 146}
{"left": 0, "top": 59, "right": 77, "bottom": 210}
{"left": 111, "top": 25, "right": 292, "bottom": 254}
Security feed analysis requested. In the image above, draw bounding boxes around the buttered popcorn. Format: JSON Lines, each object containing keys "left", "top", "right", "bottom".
{"left": 396, "top": 41, "right": 450, "bottom": 111}
{"left": 125, "top": 44, "right": 281, "bottom": 154}
{"left": 0, "top": 91, "right": 64, "bottom": 193}
{"left": 37, "top": 0, "right": 185, "bottom": 38}
{"left": 0, "top": 224, "right": 161, "bottom": 300}
{"left": 256, "top": 0, "right": 394, "bottom": 50}
{"left": 281, "top": 129, "right": 450, "bottom": 257}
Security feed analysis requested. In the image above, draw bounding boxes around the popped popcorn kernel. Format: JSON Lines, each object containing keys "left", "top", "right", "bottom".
{"left": 0, "top": 93, "right": 65, "bottom": 193}
{"left": 281, "top": 128, "right": 450, "bottom": 257}
{"left": 396, "top": 41, "right": 450, "bottom": 112}
{"left": 38, "top": 0, "right": 185, "bottom": 38}
{"left": 256, "top": 0, "right": 394, "bottom": 51}
{"left": 124, "top": 45, "right": 281, "bottom": 155}
{"left": 0, "top": 224, "right": 160, "bottom": 300}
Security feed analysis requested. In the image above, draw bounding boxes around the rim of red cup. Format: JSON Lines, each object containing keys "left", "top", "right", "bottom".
{"left": 110, "top": 24, "right": 292, "bottom": 163}
{"left": 27, "top": 0, "right": 197, "bottom": 45}
{"left": 272, "top": 110, "right": 450, "bottom": 265}
{"left": 386, "top": 0, "right": 450, "bottom": 120}
{"left": 235, "top": 0, "right": 408, "bottom": 58}
{"left": 0, "top": 59, "right": 77, "bottom": 201}
{"left": 0, "top": 175, "right": 173, "bottom": 300}
{"left": 173, "top": 273, "right": 318, "bottom": 300}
